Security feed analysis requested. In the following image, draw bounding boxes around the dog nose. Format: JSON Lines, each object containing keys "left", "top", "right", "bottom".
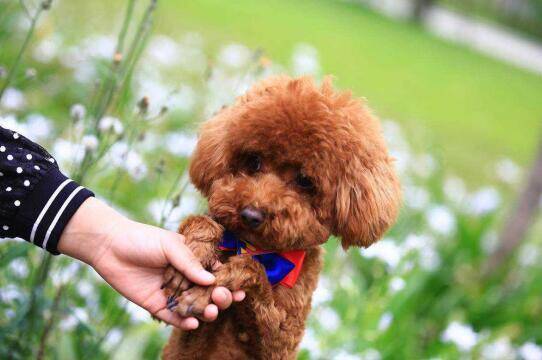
{"left": 240, "top": 207, "right": 264, "bottom": 229}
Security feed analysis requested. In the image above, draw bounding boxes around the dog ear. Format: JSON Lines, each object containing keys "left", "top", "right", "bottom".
{"left": 334, "top": 159, "right": 401, "bottom": 249}
{"left": 189, "top": 117, "right": 229, "bottom": 196}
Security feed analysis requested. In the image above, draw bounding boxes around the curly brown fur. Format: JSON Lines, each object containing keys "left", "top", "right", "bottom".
{"left": 162, "top": 75, "right": 401, "bottom": 360}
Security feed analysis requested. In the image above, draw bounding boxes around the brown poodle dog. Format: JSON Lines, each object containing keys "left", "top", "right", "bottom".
{"left": 161, "top": 75, "right": 401, "bottom": 360}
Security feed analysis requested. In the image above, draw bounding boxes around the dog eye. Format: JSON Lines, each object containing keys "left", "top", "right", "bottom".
{"left": 295, "top": 173, "right": 314, "bottom": 191}
{"left": 244, "top": 153, "right": 261, "bottom": 173}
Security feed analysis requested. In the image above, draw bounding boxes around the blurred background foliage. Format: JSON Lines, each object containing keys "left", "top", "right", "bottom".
{"left": 1, "top": 0, "right": 542, "bottom": 359}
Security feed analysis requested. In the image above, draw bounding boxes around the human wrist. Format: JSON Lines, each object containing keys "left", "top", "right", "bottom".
{"left": 57, "top": 197, "right": 127, "bottom": 266}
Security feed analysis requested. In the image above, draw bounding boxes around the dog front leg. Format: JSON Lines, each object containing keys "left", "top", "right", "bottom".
{"left": 162, "top": 215, "right": 223, "bottom": 305}
{"left": 175, "top": 256, "right": 298, "bottom": 360}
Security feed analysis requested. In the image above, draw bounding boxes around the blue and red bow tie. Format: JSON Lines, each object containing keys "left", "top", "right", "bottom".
{"left": 218, "top": 230, "right": 306, "bottom": 288}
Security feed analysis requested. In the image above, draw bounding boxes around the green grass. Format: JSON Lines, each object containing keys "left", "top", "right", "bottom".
{"left": 50, "top": 0, "right": 542, "bottom": 183}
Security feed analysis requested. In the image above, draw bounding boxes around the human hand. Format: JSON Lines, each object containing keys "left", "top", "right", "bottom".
{"left": 58, "top": 197, "right": 245, "bottom": 330}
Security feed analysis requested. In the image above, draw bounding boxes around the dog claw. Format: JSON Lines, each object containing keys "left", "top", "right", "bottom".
{"left": 167, "top": 300, "right": 179, "bottom": 312}
{"left": 167, "top": 295, "right": 176, "bottom": 307}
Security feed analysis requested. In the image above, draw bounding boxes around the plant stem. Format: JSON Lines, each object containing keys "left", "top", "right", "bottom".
{"left": 115, "top": 0, "right": 136, "bottom": 55}
{"left": 23, "top": 252, "right": 53, "bottom": 344}
{"left": 36, "top": 285, "right": 65, "bottom": 360}
{"left": 0, "top": 1, "right": 50, "bottom": 99}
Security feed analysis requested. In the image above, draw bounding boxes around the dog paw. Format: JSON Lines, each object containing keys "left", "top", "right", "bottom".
{"left": 170, "top": 286, "right": 213, "bottom": 318}
{"left": 161, "top": 265, "right": 192, "bottom": 301}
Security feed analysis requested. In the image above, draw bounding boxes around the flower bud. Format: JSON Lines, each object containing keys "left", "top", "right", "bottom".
{"left": 70, "top": 103, "right": 86, "bottom": 122}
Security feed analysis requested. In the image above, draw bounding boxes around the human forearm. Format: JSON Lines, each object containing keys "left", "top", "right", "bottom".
{"left": 57, "top": 197, "right": 124, "bottom": 266}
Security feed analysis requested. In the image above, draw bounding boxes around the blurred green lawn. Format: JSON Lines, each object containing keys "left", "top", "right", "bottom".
{"left": 51, "top": 0, "right": 542, "bottom": 182}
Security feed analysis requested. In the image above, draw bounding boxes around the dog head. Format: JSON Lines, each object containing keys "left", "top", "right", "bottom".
{"left": 189, "top": 76, "right": 401, "bottom": 251}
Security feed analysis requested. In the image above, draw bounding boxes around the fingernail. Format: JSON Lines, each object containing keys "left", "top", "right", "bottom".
{"left": 199, "top": 270, "right": 215, "bottom": 283}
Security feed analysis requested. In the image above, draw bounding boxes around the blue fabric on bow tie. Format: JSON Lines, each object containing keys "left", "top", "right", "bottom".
{"left": 218, "top": 230, "right": 305, "bottom": 288}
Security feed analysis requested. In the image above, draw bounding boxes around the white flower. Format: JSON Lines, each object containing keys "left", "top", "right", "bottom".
{"left": 361, "top": 238, "right": 402, "bottom": 269}
{"left": 9, "top": 259, "right": 29, "bottom": 277}
{"left": 335, "top": 350, "right": 362, "bottom": 360}
{"left": 404, "top": 234, "right": 441, "bottom": 271}
{"left": 51, "top": 262, "right": 80, "bottom": 286}
{"left": 419, "top": 247, "right": 441, "bottom": 271}
{"left": 98, "top": 116, "right": 114, "bottom": 132}
{"left": 82, "top": 135, "right": 99, "bottom": 151}
{"left": 466, "top": 187, "right": 501, "bottom": 216}
{"left": 389, "top": 277, "right": 406, "bottom": 293}
{"left": 300, "top": 328, "right": 321, "bottom": 358}
{"left": 519, "top": 342, "right": 542, "bottom": 360}
{"left": 70, "top": 103, "right": 86, "bottom": 121}
{"left": 482, "top": 231, "right": 499, "bottom": 254}
{"left": 0, "top": 284, "right": 23, "bottom": 302}
{"left": 98, "top": 116, "right": 123, "bottom": 134}
{"left": 147, "top": 35, "right": 182, "bottom": 67}
{"left": 108, "top": 143, "right": 148, "bottom": 180}
{"left": 135, "top": 79, "right": 171, "bottom": 116}
{"left": 147, "top": 193, "right": 200, "bottom": 231}
{"left": 218, "top": 43, "right": 251, "bottom": 69}
{"left": 412, "top": 153, "right": 437, "bottom": 178}
{"left": 360, "top": 348, "right": 381, "bottom": 360}
{"left": 104, "top": 328, "right": 123, "bottom": 349}
{"left": 0, "top": 114, "right": 21, "bottom": 132}
{"left": 481, "top": 337, "right": 515, "bottom": 360}
{"left": 113, "top": 121, "right": 124, "bottom": 135}
{"left": 443, "top": 176, "right": 467, "bottom": 204}
{"left": 123, "top": 150, "right": 147, "bottom": 180}
{"left": 108, "top": 141, "right": 129, "bottom": 159}
{"left": 291, "top": 44, "right": 320, "bottom": 76}
{"left": 382, "top": 120, "right": 408, "bottom": 151}
{"left": 165, "top": 132, "right": 198, "bottom": 157}
{"left": 404, "top": 233, "right": 433, "bottom": 252}
{"left": 441, "top": 321, "right": 478, "bottom": 352}
{"left": 52, "top": 139, "right": 85, "bottom": 167}
{"left": 518, "top": 243, "right": 540, "bottom": 267}
{"left": 426, "top": 205, "right": 456, "bottom": 235}
{"left": 33, "top": 35, "right": 62, "bottom": 63}
{"left": 496, "top": 158, "right": 521, "bottom": 184}
{"left": 73, "top": 62, "right": 97, "bottom": 83}
{"left": 167, "top": 85, "right": 196, "bottom": 113}
{"left": 378, "top": 312, "right": 393, "bottom": 331}
{"left": 126, "top": 301, "right": 149, "bottom": 323}
{"left": 312, "top": 276, "right": 333, "bottom": 306}
{"left": 25, "top": 113, "right": 53, "bottom": 141}
{"left": 5, "top": 309, "right": 15, "bottom": 320}
{"left": 77, "top": 280, "right": 94, "bottom": 298}
{"left": 404, "top": 185, "right": 430, "bottom": 210}
{"left": 74, "top": 307, "right": 89, "bottom": 322}
{"left": 59, "top": 308, "right": 88, "bottom": 331}
{"left": 389, "top": 148, "right": 412, "bottom": 176}
{"left": 317, "top": 306, "right": 340, "bottom": 331}
{"left": 59, "top": 314, "right": 78, "bottom": 331}
{"left": 82, "top": 35, "right": 116, "bottom": 59}
{"left": 1, "top": 88, "right": 26, "bottom": 110}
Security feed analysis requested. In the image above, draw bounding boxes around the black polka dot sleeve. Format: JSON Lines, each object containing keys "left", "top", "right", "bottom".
{"left": 0, "top": 125, "right": 94, "bottom": 254}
